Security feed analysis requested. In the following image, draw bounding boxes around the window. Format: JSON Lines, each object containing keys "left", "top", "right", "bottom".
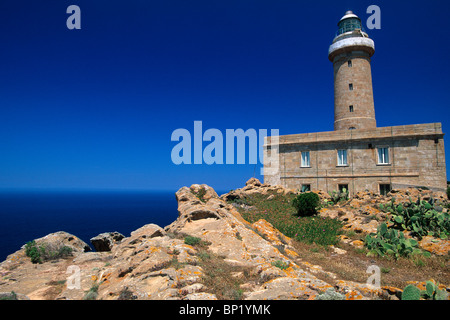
{"left": 380, "top": 184, "right": 391, "bottom": 196}
{"left": 337, "top": 149, "right": 348, "bottom": 166}
{"left": 349, "top": 83, "right": 353, "bottom": 91}
{"left": 377, "top": 147, "right": 390, "bottom": 164}
{"left": 338, "top": 184, "right": 349, "bottom": 193}
{"left": 349, "top": 127, "right": 356, "bottom": 130}
{"left": 348, "top": 60, "right": 352, "bottom": 67}
{"left": 349, "top": 105, "right": 354, "bottom": 112}
{"left": 301, "top": 151, "right": 310, "bottom": 167}
{"left": 301, "top": 184, "right": 311, "bottom": 192}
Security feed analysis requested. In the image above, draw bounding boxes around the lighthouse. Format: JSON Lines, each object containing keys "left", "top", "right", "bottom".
{"left": 328, "top": 11, "right": 376, "bottom": 131}
{"left": 263, "top": 10, "right": 446, "bottom": 194}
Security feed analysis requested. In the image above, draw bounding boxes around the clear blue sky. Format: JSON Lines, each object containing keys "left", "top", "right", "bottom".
{"left": 0, "top": 0, "right": 449, "bottom": 193}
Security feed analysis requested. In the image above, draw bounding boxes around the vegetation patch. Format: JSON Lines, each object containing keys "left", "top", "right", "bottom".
{"left": 401, "top": 281, "right": 448, "bottom": 300}
{"left": 190, "top": 187, "right": 207, "bottom": 203}
{"left": 233, "top": 191, "right": 342, "bottom": 246}
{"left": 0, "top": 291, "right": 18, "bottom": 300}
{"left": 180, "top": 236, "right": 257, "bottom": 300}
{"left": 184, "top": 235, "right": 202, "bottom": 246}
{"left": 271, "top": 260, "right": 290, "bottom": 270}
{"left": 83, "top": 282, "right": 100, "bottom": 300}
{"left": 364, "top": 222, "right": 429, "bottom": 259}
{"left": 25, "top": 240, "right": 73, "bottom": 264}
{"left": 228, "top": 188, "right": 449, "bottom": 291}
{"left": 292, "top": 192, "right": 320, "bottom": 217}
{"left": 196, "top": 250, "right": 255, "bottom": 300}
{"left": 381, "top": 196, "right": 449, "bottom": 240}
{"left": 328, "top": 188, "right": 349, "bottom": 205}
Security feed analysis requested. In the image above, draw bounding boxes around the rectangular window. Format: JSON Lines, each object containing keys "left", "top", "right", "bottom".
{"left": 377, "top": 147, "right": 390, "bottom": 164}
{"left": 301, "top": 151, "right": 310, "bottom": 167}
{"left": 349, "top": 105, "right": 354, "bottom": 112}
{"left": 301, "top": 184, "right": 311, "bottom": 192}
{"left": 338, "top": 184, "right": 349, "bottom": 193}
{"left": 349, "top": 83, "right": 353, "bottom": 91}
{"left": 380, "top": 184, "right": 391, "bottom": 196}
{"left": 348, "top": 60, "right": 352, "bottom": 67}
{"left": 337, "top": 149, "right": 348, "bottom": 166}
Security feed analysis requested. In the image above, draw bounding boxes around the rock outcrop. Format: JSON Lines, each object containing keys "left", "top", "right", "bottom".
{"left": 90, "top": 232, "right": 125, "bottom": 252}
{"left": 0, "top": 179, "right": 448, "bottom": 300}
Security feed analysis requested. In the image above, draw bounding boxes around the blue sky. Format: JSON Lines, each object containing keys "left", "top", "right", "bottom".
{"left": 0, "top": 0, "right": 449, "bottom": 193}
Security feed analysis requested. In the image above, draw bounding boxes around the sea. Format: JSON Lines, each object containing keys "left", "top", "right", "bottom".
{"left": 0, "top": 190, "right": 196, "bottom": 262}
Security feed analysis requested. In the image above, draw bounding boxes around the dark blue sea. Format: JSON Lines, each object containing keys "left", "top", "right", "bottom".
{"left": 0, "top": 191, "right": 184, "bottom": 262}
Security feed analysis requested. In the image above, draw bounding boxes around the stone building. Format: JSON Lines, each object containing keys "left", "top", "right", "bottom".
{"left": 263, "top": 11, "right": 447, "bottom": 195}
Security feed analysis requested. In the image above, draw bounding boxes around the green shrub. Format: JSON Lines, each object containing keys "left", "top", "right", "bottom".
{"left": 25, "top": 241, "right": 42, "bottom": 264}
{"left": 0, "top": 291, "right": 18, "bottom": 300}
{"left": 191, "top": 187, "right": 207, "bottom": 203}
{"left": 184, "top": 235, "right": 202, "bottom": 246}
{"left": 24, "top": 240, "right": 73, "bottom": 264}
{"left": 292, "top": 192, "right": 320, "bottom": 217}
{"left": 271, "top": 260, "right": 290, "bottom": 270}
{"left": 83, "top": 283, "right": 100, "bottom": 300}
{"left": 447, "top": 185, "right": 450, "bottom": 200}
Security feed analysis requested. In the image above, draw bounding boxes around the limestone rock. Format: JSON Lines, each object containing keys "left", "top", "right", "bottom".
{"left": 184, "top": 292, "right": 217, "bottom": 300}
{"left": 246, "top": 177, "right": 262, "bottom": 187}
{"left": 130, "top": 223, "right": 165, "bottom": 239}
{"left": 90, "top": 232, "right": 125, "bottom": 252}
{"left": 1, "top": 180, "right": 449, "bottom": 300}
{"left": 418, "top": 236, "right": 450, "bottom": 256}
{"left": 5, "top": 231, "right": 91, "bottom": 265}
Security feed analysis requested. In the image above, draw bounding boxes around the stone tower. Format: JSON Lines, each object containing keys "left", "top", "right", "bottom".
{"left": 328, "top": 11, "right": 376, "bottom": 131}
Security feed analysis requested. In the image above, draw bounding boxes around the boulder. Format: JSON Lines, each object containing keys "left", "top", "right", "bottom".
{"left": 130, "top": 224, "right": 165, "bottom": 239}
{"left": 7, "top": 231, "right": 91, "bottom": 260}
{"left": 246, "top": 177, "right": 262, "bottom": 187}
{"left": 418, "top": 236, "right": 450, "bottom": 256}
{"left": 42, "top": 231, "right": 91, "bottom": 253}
{"left": 90, "top": 232, "right": 124, "bottom": 252}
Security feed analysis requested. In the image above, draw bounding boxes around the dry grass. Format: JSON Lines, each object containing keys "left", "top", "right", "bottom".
{"left": 291, "top": 238, "right": 450, "bottom": 289}
{"left": 43, "top": 280, "right": 67, "bottom": 299}
{"left": 229, "top": 190, "right": 450, "bottom": 291}
{"left": 195, "top": 249, "right": 257, "bottom": 300}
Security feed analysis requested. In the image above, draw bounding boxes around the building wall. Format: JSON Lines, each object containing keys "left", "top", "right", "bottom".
{"left": 263, "top": 123, "right": 447, "bottom": 194}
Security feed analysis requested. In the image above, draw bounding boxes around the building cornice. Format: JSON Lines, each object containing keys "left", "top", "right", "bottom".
{"left": 264, "top": 123, "right": 444, "bottom": 147}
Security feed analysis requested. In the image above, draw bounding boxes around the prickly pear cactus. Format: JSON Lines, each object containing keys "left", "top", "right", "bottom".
{"left": 401, "top": 284, "right": 421, "bottom": 300}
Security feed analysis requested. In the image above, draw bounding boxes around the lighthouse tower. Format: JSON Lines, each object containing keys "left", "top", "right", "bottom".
{"left": 328, "top": 11, "right": 376, "bottom": 131}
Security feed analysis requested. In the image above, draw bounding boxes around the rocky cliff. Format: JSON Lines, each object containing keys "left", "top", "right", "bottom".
{"left": 0, "top": 179, "right": 448, "bottom": 300}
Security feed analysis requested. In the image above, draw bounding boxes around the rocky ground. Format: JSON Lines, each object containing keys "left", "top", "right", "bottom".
{"left": 0, "top": 179, "right": 448, "bottom": 300}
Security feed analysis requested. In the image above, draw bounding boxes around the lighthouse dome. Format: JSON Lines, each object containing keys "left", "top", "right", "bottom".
{"left": 337, "top": 11, "right": 363, "bottom": 35}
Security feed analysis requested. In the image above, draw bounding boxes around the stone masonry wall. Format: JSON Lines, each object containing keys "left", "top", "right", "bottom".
{"left": 333, "top": 51, "right": 376, "bottom": 131}
{"left": 263, "top": 123, "right": 447, "bottom": 194}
